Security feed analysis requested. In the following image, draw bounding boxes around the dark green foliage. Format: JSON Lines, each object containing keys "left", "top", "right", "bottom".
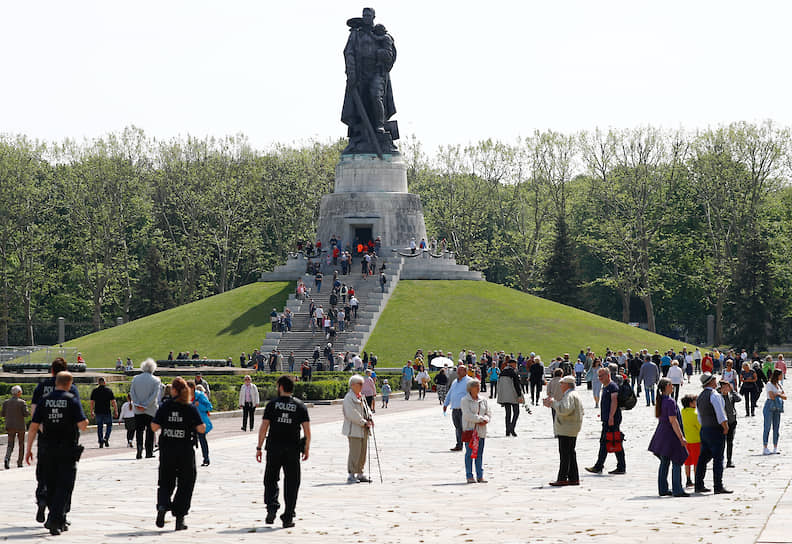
{"left": 542, "top": 218, "right": 578, "bottom": 306}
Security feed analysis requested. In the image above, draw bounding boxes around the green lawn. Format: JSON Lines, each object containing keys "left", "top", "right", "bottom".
{"left": 364, "top": 280, "right": 690, "bottom": 364}
{"left": 65, "top": 282, "right": 291, "bottom": 367}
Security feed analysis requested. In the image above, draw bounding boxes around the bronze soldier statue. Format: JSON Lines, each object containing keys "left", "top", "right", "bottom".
{"left": 341, "top": 8, "right": 399, "bottom": 157}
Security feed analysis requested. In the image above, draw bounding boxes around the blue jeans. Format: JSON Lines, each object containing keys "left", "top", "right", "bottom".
{"left": 658, "top": 455, "right": 684, "bottom": 495}
{"left": 763, "top": 401, "right": 782, "bottom": 446}
{"left": 464, "top": 438, "right": 485, "bottom": 479}
{"left": 644, "top": 385, "right": 655, "bottom": 406}
{"left": 95, "top": 413, "right": 113, "bottom": 444}
{"left": 198, "top": 433, "right": 210, "bottom": 463}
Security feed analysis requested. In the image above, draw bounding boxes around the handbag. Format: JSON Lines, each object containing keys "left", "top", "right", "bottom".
{"left": 460, "top": 401, "right": 482, "bottom": 443}
{"left": 769, "top": 397, "right": 785, "bottom": 413}
{"left": 605, "top": 431, "right": 624, "bottom": 452}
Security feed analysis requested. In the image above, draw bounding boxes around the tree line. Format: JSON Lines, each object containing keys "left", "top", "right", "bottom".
{"left": 1, "top": 122, "right": 790, "bottom": 350}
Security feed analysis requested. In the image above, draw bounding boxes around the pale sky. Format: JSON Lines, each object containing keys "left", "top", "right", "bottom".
{"left": 1, "top": 1, "right": 791, "bottom": 151}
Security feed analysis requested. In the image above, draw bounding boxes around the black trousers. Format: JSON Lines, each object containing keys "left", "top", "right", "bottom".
{"left": 135, "top": 414, "right": 155, "bottom": 456}
{"left": 696, "top": 426, "right": 725, "bottom": 490}
{"left": 157, "top": 449, "right": 196, "bottom": 517}
{"left": 530, "top": 381, "right": 542, "bottom": 404}
{"left": 39, "top": 447, "right": 77, "bottom": 527}
{"left": 557, "top": 435, "right": 579, "bottom": 482}
{"left": 594, "top": 423, "right": 625, "bottom": 471}
{"left": 489, "top": 381, "right": 498, "bottom": 398}
{"left": 264, "top": 448, "right": 301, "bottom": 521}
{"left": 725, "top": 421, "right": 737, "bottom": 464}
{"left": 35, "top": 438, "right": 73, "bottom": 514}
{"left": 452, "top": 408, "right": 463, "bottom": 448}
{"left": 242, "top": 403, "right": 256, "bottom": 430}
{"left": 743, "top": 388, "right": 758, "bottom": 416}
{"left": 503, "top": 403, "right": 519, "bottom": 434}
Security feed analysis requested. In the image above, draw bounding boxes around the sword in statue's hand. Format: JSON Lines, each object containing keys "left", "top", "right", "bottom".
{"left": 351, "top": 87, "right": 383, "bottom": 160}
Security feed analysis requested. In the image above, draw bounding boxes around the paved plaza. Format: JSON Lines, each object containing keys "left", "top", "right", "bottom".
{"left": 1, "top": 380, "right": 790, "bottom": 543}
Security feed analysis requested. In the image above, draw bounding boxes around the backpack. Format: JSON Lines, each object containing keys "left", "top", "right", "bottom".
{"left": 617, "top": 380, "right": 637, "bottom": 410}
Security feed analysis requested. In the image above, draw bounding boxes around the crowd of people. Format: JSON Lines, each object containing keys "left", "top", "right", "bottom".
{"left": 8, "top": 345, "right": 788, "bottom": 535}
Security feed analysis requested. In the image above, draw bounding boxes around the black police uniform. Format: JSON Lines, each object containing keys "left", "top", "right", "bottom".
{"left": 262, "top": 395, "right": 309, "bottom": 523}
{"left": 152, "top": 398, "right": 203, "bottom": 518}
{"left": 31, "top": 378, "right": 80, "bottom": 513}
{"left": 31, "top": 388, "right": 86, "bottom": 530}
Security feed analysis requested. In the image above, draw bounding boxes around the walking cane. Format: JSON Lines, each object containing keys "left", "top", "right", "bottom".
{"left": 370, "top": 424, "right": 383, "bottom": 483}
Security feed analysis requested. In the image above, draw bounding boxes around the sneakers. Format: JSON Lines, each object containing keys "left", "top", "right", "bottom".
{"left": 346, "top": 475, "right": 360, "bottom": 484}
{"left": 466, "top": 477, "right": 476, "bottom": 484}
{"left": 357, "top": 475, "right": 371, "bottom": 483}
{"left": 763, "top": 447, "right": 773, "bottom": 455}
{"left": 714, "top": 488, "right": 734, "bottom": 495}
{"left": 156, "top": 509, "right": 167, "bottom": 528}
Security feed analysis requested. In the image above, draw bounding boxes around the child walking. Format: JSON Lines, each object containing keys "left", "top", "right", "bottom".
{"left": 381, "top": 379, "right": 391, "bottom": 408}
{"left": 680, "top": 394, "right": 701, "bottom": 488}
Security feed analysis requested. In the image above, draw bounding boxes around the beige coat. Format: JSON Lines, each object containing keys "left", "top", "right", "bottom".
{"left": 552, "top": 388, "right": 584, "bottom": 437}
{"left": 547, "top": 376, "right": 563, "bottom": 401}
{"left": 461, "top": 393, "right": 492, "bottom": 438}
{"left": 341, "top": 390, "right": 371, "bottom": 438}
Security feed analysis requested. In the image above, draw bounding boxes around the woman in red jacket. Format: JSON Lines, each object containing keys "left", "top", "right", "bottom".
{"left": 701, "top": 353, "right": 714, "bottom": 374}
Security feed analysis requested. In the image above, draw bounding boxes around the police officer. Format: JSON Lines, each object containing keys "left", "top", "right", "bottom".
{"left": 25, "top": 371, "right": 88, "bottom": 536}
{"left": 150, "top": 377, "right": 205, "bottom": 531}
{"left": 29, "top": 358, "right": 81, "bottom": 525}
{"left": 256, "top": 375, "right": 311, "bottom": 528}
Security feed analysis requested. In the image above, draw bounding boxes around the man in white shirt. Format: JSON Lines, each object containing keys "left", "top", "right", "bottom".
{"left": 442, "top": 366, "right": 471, "bottom": 451}
{"left": 352, "top": 353, "right": 363, "bottom": 371}
{"left": 667, "top": 361, "right": 684, "bottom": 401}
{"left": 695, "top": 373, "right": 731, "bottom": 495}
{"left": 693, "top": 349, "right": 702, "bottom": 373}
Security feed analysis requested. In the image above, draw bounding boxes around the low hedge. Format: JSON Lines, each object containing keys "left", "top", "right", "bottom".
{"left": 2, "top": 362, "right": 87, "bottom": 373}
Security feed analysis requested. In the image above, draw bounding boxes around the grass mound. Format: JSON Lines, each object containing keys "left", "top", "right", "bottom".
{"left": 364, "top": 281, "right": 688, "bottom": 364}
{"left": 65, "top": 282, "right": 291, "bottom": 367}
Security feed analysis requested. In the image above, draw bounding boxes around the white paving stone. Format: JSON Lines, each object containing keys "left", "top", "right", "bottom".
{"left": 1, "top": 380, "right": 790, "bottom": 543}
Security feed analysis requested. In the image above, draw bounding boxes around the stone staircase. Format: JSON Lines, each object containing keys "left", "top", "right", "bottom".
{"left": 260, "top": 257, "right": 402, "bottom": 369}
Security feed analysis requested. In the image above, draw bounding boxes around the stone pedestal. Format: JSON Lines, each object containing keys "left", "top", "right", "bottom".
{"left": 316, "top": 154, "right": 427, "bottom": 251}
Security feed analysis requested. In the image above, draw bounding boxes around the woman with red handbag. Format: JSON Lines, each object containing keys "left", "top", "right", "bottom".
{"left": 461, "top": 379, "right": 491, "bottom": 484}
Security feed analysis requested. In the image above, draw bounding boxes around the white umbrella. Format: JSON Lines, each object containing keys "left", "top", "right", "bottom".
{"left": 430, "top": 356, "right": 455, "bottom": 368}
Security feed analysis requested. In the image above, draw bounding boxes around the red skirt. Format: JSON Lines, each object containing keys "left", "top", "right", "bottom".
{"left": 684, "top": 442, "right": 701, "bottom": 466}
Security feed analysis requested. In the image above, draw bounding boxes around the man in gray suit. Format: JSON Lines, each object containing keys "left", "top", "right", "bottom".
{"left": 130, "top": 358, "right": 161, "bottom": 459}
{"left": 638, "top": 357, "right": 660, "bottom": 406}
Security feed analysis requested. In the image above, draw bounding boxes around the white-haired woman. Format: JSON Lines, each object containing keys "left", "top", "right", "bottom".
{"left": 461, "top": 378, "right": 491, "bottom": 483}
{"left": 129, "top": 358, "right": 162, "bottom": 459}
{"left": 342, "top": 374, "right": 373, "bottom": 484}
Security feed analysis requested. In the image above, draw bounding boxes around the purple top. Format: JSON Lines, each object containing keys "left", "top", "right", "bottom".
{"left": 647, "top": 395, "right": 688, "bottom": 464}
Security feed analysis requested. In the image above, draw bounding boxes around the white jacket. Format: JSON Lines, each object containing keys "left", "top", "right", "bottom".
{"left": 238, "top": 383, "right": 260, "bottom": 406}
{"left": 342, "top": 390, "right": 371, "bottom": 438}
{"left": 461, "top": 393, "right": 491, "bottom": 438}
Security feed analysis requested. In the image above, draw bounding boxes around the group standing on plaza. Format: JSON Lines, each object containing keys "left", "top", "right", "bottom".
{"left": 9, "top": 346, "right": 789, "bottom": 535}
